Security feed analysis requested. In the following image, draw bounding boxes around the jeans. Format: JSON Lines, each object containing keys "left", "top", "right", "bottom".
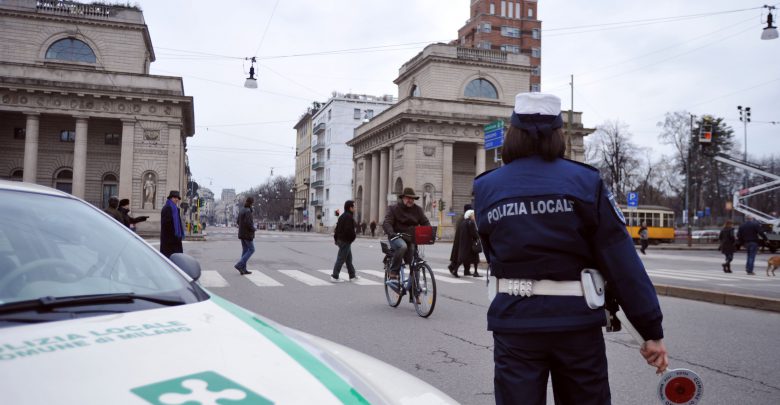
{"left": 745, "top": 241, "right": 759, "bottom": 273}
{"left": 236, "top": 239, "right": 255, "bottom": 270}
{"left": 389, "top": 237, "right": 414, "bottom": 274}
{"left": 332, "top": 241, "right": 356, "bottom": 279}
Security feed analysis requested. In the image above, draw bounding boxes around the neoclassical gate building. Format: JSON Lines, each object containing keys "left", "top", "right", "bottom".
{"left": 0, "top": 0, "right": 194, "bottom": 233}
{"left": 348, "top": 44, "right": 591, "bottom": 238}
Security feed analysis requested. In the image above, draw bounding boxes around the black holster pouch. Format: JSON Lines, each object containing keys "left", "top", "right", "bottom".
{"left": 604, "top": 284, "right": 621, "bottom": 333}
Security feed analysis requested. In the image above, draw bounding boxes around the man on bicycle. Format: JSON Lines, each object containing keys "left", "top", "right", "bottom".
{"left": 382, "top": 187, "right": 431, "bottom": 280}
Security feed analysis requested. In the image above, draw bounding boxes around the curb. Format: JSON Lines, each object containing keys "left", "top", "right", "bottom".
{"left": 654, "top": 283, "right": 780, "bottom": 313}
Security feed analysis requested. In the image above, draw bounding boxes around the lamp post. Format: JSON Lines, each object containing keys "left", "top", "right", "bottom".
{"left": 737, "top": 105, "right": 751, "bottom": 190}
{"left": 686, "top": 114, "right": 695, "bottom": 247}
{"left": 762, "top": 5, "right": 778, "bottom": 40}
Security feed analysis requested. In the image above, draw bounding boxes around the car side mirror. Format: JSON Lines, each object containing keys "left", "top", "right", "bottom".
{"left": 169, "top": 253, "right": 201, "bottom": 281}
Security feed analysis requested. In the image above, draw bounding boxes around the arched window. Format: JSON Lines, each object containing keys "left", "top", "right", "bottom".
{"left": 10, "top": 169, "right": 23, "bottom": 182}
{"left": 102, "top": 173, "right": 118, "bottom": 208}
{"left": 464, "top": 79, "right": 498, "bottom": 99}
{"left": 54, "top": 169, "right": 73, "bottom": 194}
{"left": 45, "top": 38, "right": 96, "bottom": 63}
{"left": 411, "top": 85, "right": 420, "bottom": 97}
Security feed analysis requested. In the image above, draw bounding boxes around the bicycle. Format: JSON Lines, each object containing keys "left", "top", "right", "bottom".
{"left": 380, "top": 226, "right": 437, "bottom": 318}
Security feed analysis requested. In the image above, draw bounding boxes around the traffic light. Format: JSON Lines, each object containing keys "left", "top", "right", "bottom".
{"left": 698, "top": 124, "right": 712, "bottom": 144}
{"left": 438, "top": 199, "right": 445, "bottom": 212}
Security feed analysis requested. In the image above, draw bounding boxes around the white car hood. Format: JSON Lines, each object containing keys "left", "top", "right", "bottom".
{"left": 0, "top": 296, "right": 456, "bottom": 405}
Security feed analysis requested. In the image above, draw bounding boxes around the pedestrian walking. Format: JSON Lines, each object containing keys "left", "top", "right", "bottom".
{"left": 474, "top": 92, "right": 667, "bottom": 404}
{"left": 331, "top": 200, "right": 358, "bottom": 282}
{"left": 160, "top": 190, "right": 184, "bottom": 258}
{"left": 118, "top": 198, "right": 148, "bottom": 231}
{"left": 361, "top": 221, "right": 367, "bottom": 236}
{"left": 639, "top": 221, "right": 649, "bottom": 254}
{"left": 737, "top": 216, "right": 767, "bottom": 275}
{"left": 369, "top": 220, "right": 377, "bottom": 237}
{"left": 456, "top": 209, "right": 481, "bottom": 277}
{"left": 718, "top": 220, "right": 736, "bottom": 273}
{"left": 448, "top": 204, "right": 473, "bottom": 277}
{"left": 103, "top": 196, "right": 124, "bottom": 223}
{"left": 234, "top": 196, "right": 255, "bottom": 275}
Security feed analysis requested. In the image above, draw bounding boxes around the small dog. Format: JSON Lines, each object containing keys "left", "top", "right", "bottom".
{"left": 767, "top": 256, "right": 780, "bottom": 277}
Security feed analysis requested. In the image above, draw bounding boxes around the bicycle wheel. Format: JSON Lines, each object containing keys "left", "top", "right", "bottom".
{"left": 384, "top": 262, "right": 402, "bottom": 308}
{"left": 412, "top": 262, "right": 436, "bottom": 317}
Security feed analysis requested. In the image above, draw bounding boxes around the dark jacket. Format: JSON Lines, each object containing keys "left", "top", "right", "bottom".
{"left": 449, "top": 215, "right": 465, "bottom": 263}
{"left": 103, "top": 207, "right": 124, "bottom": 223}
{"left": 160, "top": 202, "right": 183, "bottom": 257}
{"left": 334, "top": 210, "right": 357, "bottom": 244}
{"left": 474, "top": 156, "right": 663, "bottom": 341}
{"left": 457, "top": 217, "right": 480, "bottom": 265}
{"left": 737, "top": 220, "right": 767, "bottom": 244}
{"left": 118, "top": 206, "right": 148, "bottom": 228}
{"left": 719, "top": 227, "right": 736, "bottom": 254}
{"left": 382, "top": 203, "right": 430, "bottom": 238}
{"left": 237, "top": 206, "right": 255, "bottom": 240}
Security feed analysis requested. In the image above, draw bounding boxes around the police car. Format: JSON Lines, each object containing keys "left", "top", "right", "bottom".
{"left": 0, "top": 180, "right": 456, "bottom": 405}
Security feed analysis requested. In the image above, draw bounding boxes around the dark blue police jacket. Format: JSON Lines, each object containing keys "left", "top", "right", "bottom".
{"left": 474, "top": 156, "right": 663, "bottom": 341}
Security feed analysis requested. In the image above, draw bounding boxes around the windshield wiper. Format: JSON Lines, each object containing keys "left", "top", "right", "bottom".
{"left": 0, "top": 293, "right": 186, "bottom": 314}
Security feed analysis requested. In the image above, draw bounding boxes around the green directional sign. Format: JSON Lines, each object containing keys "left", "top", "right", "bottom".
{"left": 484, "top": 120, "right": 504, "bottom": 132}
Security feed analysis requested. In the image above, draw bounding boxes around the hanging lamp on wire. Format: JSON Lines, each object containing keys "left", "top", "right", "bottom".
{"left": 761, "top": 5, "right": 778, "bottom": 40}
{"left": 244, "top": 57, "right": 258, "bottom": 88}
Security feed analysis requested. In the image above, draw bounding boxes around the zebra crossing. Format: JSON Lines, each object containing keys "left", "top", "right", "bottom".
{"left": 198, "top": 267, "right": 482, "bottom": 288}
{"left": 646, "top": 267, "right": 780, "bottom": 285}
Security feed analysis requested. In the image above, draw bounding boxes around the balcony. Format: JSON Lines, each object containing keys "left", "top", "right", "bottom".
{"left": 311, "top": 180, "right": 324, "bottom": 189}
{"left": 312, "top": 142, "right": 326, "bottom": 152}
{"left": 311, "top": 199, "right": 322, "bottom": 207}
{"left": 311, "top": 161, "right": 325, "bottom": 170}
{"left": 313, "top": 122, "right": 326, "bottom": 134}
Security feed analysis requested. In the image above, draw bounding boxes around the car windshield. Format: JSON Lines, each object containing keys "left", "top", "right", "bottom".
{"left": 0, "top": 189, "right": 201, "bottom": 308}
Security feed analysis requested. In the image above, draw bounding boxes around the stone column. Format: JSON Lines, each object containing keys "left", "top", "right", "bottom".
{"left": 362, "top": 155, "right": 372, "bottom": 222}
{"left": 403, "top": 140, "right": 417, "bottom": 192}
{"left": 387, "top": 145, "right": 394, "bottom": 197}
{"left": 72, "top": 116, "right": 89, "bottom": 198}
{"left": 166, "top": 124, "right": 182, "bottom": 195}
{"left": 369, "top": 150, "right": 380, "bottom": 223}
{"left": 378, "top": 148, "right": 389, "bottom": 221}
{"left": 22, "top": 113, "right": 40, "bottom": 183}
{"left": 118, "top": 119, "right": 136, "bottom": 200}
{"left": 443, "top": 141, "right": 454, "bottom": 213}
{"left": 476, "top": 143, "right": 486, "bottom": 176}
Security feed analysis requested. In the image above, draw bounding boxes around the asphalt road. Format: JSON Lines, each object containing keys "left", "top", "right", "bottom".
{"left": 159, "top": 228, "right": 780, "bottom": 404}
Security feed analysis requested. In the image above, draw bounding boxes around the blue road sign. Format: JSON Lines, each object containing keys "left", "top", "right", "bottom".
{"left": 484, "top": 129, "right": 504, "bottom": 150}
{"left": 627, "top": 192, "right": 639, "bottom": 208}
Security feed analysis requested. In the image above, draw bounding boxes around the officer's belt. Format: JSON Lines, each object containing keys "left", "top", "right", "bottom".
{"left": 496, "top": 279, "right": 583, "bottom": 297}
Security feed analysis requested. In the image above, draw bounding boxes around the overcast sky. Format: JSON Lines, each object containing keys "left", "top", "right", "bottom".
{"left": 134, "top": 0, "right": 780, "bottom": 197}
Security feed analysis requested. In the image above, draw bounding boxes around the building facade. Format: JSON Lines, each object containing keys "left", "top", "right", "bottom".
{"left": 457, "top": 0, "right": 541, "bottom": 92}
{"left": 292, "top": 102, "right": 320, "bottom": 227}
{"left": 310, "top": 93, "right": 394, "bottom": 230}
{"left": 348, "top": 44, "right": 591, "bottom": 238}
{"left": 0, "top": 0, "right": 194, "bottom": 233}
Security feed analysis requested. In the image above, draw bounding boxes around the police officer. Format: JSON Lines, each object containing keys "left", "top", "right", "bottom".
{"left": 473, "top": 93, "right": 668, "bottom": 404}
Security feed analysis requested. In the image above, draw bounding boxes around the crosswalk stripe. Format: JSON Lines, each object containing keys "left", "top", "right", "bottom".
{"left": 200, "top": 270, "right": 229, "bottom": 287}
{"left": 317, "top": 270, "right": 381, "bottom": 285}
{"left": 279, "top": 270, "right": 332, "bottom": 286}
{"left": 361, "top": 270, "right": 387, "bottom": 280}
{"left": 244, "top": 270, "right": 283, "bottom": 287}
{"left": 431, "top": 269, "right": 478, "bottom": 284}
{"left": 646, "top": 272, "right": 707, "bottom": 282}
{"left": 648, "top": 268, "right": 740, "bottom": 281}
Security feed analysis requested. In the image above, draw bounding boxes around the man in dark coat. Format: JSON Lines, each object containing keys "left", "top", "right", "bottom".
{"left": 103, "top": 196, "right": 125, "bottom": 223}
{"left": 382, "top": 188, "right": 430, "bottom": 279}
{"left": 369, "top": 220, "right": 377, "bottom": 237}
{"left": 448, "top": 203, "right": 473, "bottom": 276}
{"left": 331, "top": 200, "right": 358, "bottom": 282}
{"left": 456, "top": 209, "right": 481, "bottom": 277}
{"left": 234, "top": 196, "right": 256, "bottom": 275}
{"left": 160, "top": 190, "right": 184, "bottom": 258}
{"left": 118, "top": 198, "right": 148, "bottom": 231}
{"left": 737, "top": 216, "right": 767, "bottom": 275}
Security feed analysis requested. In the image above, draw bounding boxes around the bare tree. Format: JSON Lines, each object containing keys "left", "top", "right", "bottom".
{"left": 586, "top": 120, "right": 642, "bottom": 201}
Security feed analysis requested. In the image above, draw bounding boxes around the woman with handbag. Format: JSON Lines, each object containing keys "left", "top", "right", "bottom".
{"left": 456, "top": 209, "right": 481, "bottom": 277}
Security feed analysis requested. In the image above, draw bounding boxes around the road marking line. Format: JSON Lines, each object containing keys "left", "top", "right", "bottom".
{"left": 317, "top": 270, "right": 381, "bottom": 285}
{"left": 430, "top": 269, "right": 473, "bottom": 283}
{"left": 244, "top": 270, "right": 283, "bottom": 287}
{"left": 199, "top": 270, "right": 229, "bottom": 287}
{"left": 360, "top": 270, "right": 387, "bottom": 280}
{"left": 646, "top": 272, "right": 707, "bottom": 282}
{"left": 648, "top": 268, "right": 735, "bottom": 281}
{"left": 278, "top": 270, "right": 332, "bottom": 286}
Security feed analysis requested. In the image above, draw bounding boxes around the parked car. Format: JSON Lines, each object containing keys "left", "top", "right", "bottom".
{"left": 691, "top": 229, "right": 720, "bottom": 242}
{"left": 0, "top": 180, "right": 456, "bottom": 404}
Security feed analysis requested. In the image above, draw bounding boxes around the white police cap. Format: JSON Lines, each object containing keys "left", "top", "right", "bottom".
{"left": 514, "top": 93, "right": 561, "bottom": 116}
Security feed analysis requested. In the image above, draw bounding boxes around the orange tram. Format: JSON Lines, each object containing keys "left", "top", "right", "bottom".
{"left": 619, "top": 205, "right": 676, "bottom": 244}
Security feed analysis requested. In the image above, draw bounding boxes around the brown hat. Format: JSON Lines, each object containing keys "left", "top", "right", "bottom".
{"left": 167, "top": 190, "right": 181, "bottom": 199}
{"left": 401, "top": 187, "right": 419, "bottom": 200}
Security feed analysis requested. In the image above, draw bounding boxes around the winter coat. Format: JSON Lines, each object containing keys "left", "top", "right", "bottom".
{"left": 160, "top": 202, "right": 183, "bottom": 257}
{"left": 449, "top": 216, "right": 464, "bottom": 264}
{"left": 334, "top": 210, "right": 357, "bottom": 244}
{"left": 103, "top": 207, "right": 124, "bottom": 224}
{"left": 237, "top": 206, "right": 256, "bottom": 240}
{"left": 457, "top": 218, "right": 480, "bottom": 265}
{"left": 382, "top": 203, "right": 430, "bottom": 238}
{"left": 719, "top": 227, "right": 736, "bottom": 254}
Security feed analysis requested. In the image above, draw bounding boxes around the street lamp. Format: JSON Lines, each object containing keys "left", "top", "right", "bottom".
{"left": 686, "top": 114, "right": 696, "bottom": 247}
{"left": 762, "top": 5, "right": 778, "bottom": 40}
{"left": 737, "top": 105, "right": 751, "bottom": 190}
{"left": 244, "top": 57, "right": 258, "bottom": 89}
